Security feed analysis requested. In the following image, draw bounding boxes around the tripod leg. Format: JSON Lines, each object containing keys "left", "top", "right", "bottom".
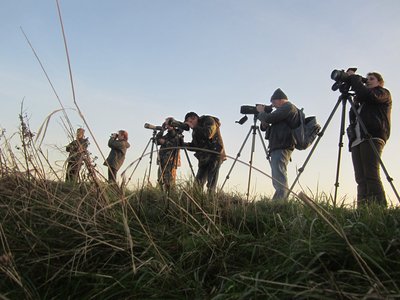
{"left": 245, "top": 126, "right": 258, "bottom": 200}
{"left": 333, "top": 98, "right": 347, "bottom": 206}
{"left": 124, "top": 137, "right": 152, "bottom": 185}
{"left": 219, "top": 126, "right": 253, "bottom": 191}
{"left": 256, "top": 127, "right": 269, "bottom": 159}
{"left": 183, "top": 147, "right": 196, "bottom": 177}
{"left": 147, "top": 137, "right": 156, "bottom": 184}
{"left": 145, "top": 130, "right": 162, "bottom": 185}
{"left": 289, "top": 97, "right": 343, "bottom": 193}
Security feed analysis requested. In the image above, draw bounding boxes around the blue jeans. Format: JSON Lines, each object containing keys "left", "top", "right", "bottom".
{"left": 269, "top": 149, "right": 293, "bottom": 200}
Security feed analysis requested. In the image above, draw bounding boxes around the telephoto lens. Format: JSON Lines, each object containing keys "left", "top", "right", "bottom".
{"left": 144, "top": 123, "right": 163, "bottom": 131}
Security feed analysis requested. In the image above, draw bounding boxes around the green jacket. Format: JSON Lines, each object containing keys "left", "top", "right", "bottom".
{"left": 104, "top": 138, "right": 130, "bottom": 171}
{"left": 66, "top": 138, "right": 89, "bottom": 163}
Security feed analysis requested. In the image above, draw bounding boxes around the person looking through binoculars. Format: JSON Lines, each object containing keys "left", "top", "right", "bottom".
{"left": 104, "top": 130, "right": 130, "bottom": 183}
{"left": 184, "top": 112, "right": 226, "bottom": 193}
{"left": 65, "top": 127, "right": 89, "bottom": 182}
{"left": 345, "top": 70, "right": 392, "bottom": 207}
{"left": 156, "top": 118, "right": 183, "bottom": 192}
{"left": 256, "top": 88, "right": 300, "bottom": 201}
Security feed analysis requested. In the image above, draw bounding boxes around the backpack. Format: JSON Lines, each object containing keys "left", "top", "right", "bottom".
{"left": 292, "top": 108, "right": 321, "bottom": 150}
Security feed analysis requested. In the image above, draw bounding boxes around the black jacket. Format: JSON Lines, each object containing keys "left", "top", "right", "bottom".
{"left": 257, "top": 101, "right": 300, "bottom": 151}
{"left": 349, "top": 75, "right": 392, "bottom": 142}
{"left": 187, "top": 115, "right": 226, "bottom": 162}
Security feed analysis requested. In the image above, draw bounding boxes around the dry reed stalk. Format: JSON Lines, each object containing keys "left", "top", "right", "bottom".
{"left": 55, "top": 0, "right": 110, "bottom": 188}
{"left": 20, "top": 27, "right": 74, "bottom": 139}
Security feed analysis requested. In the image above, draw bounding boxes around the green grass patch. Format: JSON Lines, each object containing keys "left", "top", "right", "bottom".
{"left": 1, "top": 175, "right": 400, "bottom": 299}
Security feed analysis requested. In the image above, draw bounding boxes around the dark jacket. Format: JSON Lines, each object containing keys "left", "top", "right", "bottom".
{"left": 187, "top": 115, "right": 226, "bottom": 162}
{"left": 257, "top": 101, "right": 299, "bottom": 151}
{"left": 104, "top": 138, "right": 130, "bottom": 171}
{"left": 66, "top": 138, "right": 89, "bottom": 163}
{"left": 349, "top": 75, "right": 392, "bottom": 142}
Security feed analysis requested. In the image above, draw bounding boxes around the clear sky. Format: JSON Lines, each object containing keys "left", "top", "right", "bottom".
{"left": 1, "top": 0, "right": 399, "bottom": 205}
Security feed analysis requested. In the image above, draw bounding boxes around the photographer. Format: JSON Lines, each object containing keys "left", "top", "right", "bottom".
{"left": 346, "top": 70, "right": 392, "bottom": 207}
{"left": 65, "top": 128, "right": 89, "bottom": 182}
{"left": 156, "top": 119, "right": 183, "bottom": 192}
{"left": 184, "top": 112, "right": 226, "bottom": 193}
{"left": 104, "top": 130, "right": 130, "bottom": 183}
{"left": 256, "top": 88, "right": 300, "bottom": 201}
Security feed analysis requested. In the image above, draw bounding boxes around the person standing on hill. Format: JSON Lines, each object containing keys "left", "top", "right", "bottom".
{"left": 156, "top": 120, "right": 183, "bottom": 192}
{"left": 65, "top": 128, "right": 89, "bottom": 182}
{"left": 184, "top": 112, "right": 226, "bottom": 193}
{"left": 256, "top": 88, "right": 300, "bottom": 201}
{"left": 346, "top": 70, "right": 391, "bottom": 207}
{"left": 104, "top": 130, "right": 130, "bottom": 183}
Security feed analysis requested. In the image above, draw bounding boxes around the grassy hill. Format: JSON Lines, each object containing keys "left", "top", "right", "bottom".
{"left": 1, "top": 175, "right": 400, "bottom": 299}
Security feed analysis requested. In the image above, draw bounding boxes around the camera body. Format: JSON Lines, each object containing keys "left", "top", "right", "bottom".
{"left": 331, "top": 68, "right": 367, "bottom": 92}
{"left": 166, "top": 118, "right": 190, "bottom": 131}
{"left": 110, "top": 133, "right": 118, "bottom": 139}
{"left": 240, "top": 104, "right": 273, "bottom": 115}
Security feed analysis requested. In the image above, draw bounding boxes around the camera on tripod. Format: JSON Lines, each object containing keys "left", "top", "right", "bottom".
{"left": 144, "top": 123, "right": 164, "bottom": 131}
{"left": 236, "top": 104, "right": 273, "bottom": 125}
{"left": 331, "top": 67, "right": 367, "bottom": 92}
{"left": 240, "top": 104, "right": 273, "bottom": 115}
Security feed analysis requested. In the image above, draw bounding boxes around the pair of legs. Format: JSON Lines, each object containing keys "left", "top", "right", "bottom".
{"left": 66, "top": 162, "right": 82, "bottom": 182}
{"left": 107, "top": 167, "right": 118, "bottom": 183}
{"left": 158, "top": 163, "right": 177, "bottom": 192}
{"left": 195, "top": 157, "right": 221, "bottom": 193}
{"left": 158, "top": 150, "right": 179, "bottom": 192}
{"left": 269, "top": 148, "right": 293, "bottom": 200}
{"left": 351, "top": 139, "right": 386, "bottom": 207}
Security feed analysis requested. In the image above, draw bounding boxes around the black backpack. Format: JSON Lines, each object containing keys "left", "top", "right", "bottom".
{"left": 292, "top": 108, "right": 321, "bottom": 150}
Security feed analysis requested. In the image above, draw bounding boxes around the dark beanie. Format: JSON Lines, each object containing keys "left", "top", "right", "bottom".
{"left": 270, "top": 88, "right": 288, "bottom": 101}
{"left": 184, "top": 111, "right": 199, "bottom": 121}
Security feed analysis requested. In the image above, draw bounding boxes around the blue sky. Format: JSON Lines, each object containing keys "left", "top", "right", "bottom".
{"left": 1, "top": 0, "right": 400, "bottom": 205}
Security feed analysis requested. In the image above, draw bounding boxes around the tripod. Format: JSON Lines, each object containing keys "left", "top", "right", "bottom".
{"left": 220, "top": 115, "right": 269, "bottom": 200}
{"left": 289, "top": 90, "right": 399, "bottom": 205}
